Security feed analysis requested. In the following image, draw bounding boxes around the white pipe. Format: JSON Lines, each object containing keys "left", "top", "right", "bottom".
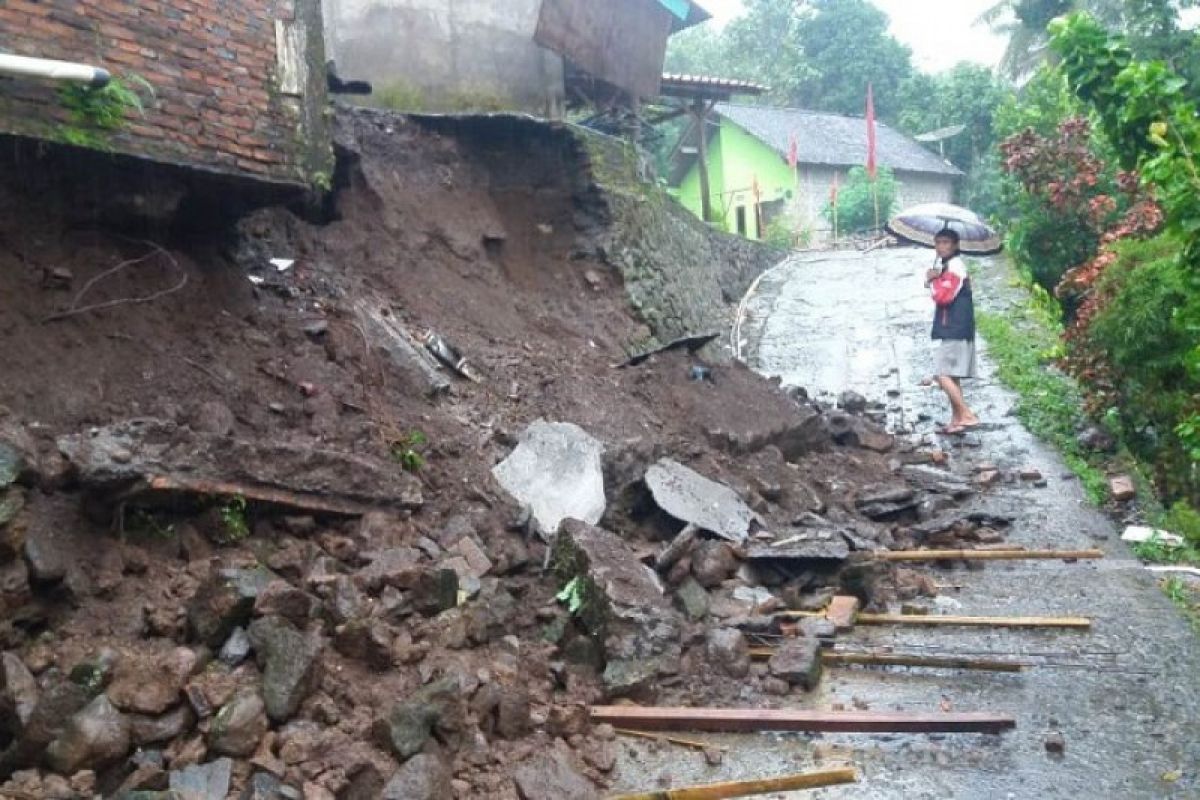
{"left": 0, "top": 54, "right": 110, "bottom": 88}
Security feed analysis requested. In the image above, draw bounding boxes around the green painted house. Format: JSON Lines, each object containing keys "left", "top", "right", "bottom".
{"left": 670, "top": 103, "right": 962, "bottom": 241}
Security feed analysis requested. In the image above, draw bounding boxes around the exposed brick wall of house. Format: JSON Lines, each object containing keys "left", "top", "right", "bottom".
{"left": 0, "top": 0, "right": 332, "bottom": 186}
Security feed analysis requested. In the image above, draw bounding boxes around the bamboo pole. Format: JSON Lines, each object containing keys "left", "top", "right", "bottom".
{"left": 774, "top": 611, "right": 1092, "bottom": 629}
{"left": 592, "top": 706, "right": 1016, "bottom": 734}
{"left": 614, "top": 728, "right": 722, "bottom": 753}
{"left": 874, "top": 548, "right": 1104, "bottom": 562}
{"left": 747, "top": 648, "right": 1026, "bottom": 672}
{"left": 607, "top": 767, "right": 858, "bottom": 800}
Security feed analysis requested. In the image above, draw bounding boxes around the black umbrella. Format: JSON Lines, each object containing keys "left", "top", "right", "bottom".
{"left": 885, "top": 203, "right": 1002, "bottom": 255}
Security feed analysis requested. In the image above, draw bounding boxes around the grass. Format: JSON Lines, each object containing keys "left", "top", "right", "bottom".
{"left": 1161, "top": 577, "right": 1200, "bottom": 633}
{"left": 976, "top": 303, "right": 1109, "bottom": 504}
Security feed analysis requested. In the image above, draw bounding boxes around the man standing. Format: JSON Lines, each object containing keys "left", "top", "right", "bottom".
{"left": 925, "top": 228, "right": 980, "bottom": 434}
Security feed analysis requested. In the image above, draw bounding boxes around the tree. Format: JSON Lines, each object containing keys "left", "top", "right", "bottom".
{"left": 790, "top": 0, "right": 916, "bottom": 121}
{"left": 823, "top": 166, "right": 899, "bottom": 232}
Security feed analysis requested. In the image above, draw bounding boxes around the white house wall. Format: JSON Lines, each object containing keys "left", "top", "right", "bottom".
{"left": 323, "top": 0, "right": 565, "bottom": 116}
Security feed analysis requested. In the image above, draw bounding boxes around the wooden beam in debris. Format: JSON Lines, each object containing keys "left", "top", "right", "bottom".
{"left": 590, "top": 706, "right": 1016, "bottom": 734}
{"left": 847, "top": 613, "right": 1092, "bottom": 629}
{"left": 608, "top": 767, "right": 858, "bottom": 799}
{"left": 748, "top": 648, "right": 1026, "bottom": 673}
{"left": 125, "top": 475, "right": 380, "bottom": 517}
{"left": 874, "top": 548, "right": 1104, "bottom": 562}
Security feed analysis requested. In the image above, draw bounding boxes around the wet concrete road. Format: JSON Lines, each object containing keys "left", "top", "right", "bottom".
{"left": 611, "top": 248, "right": 1200, "bottom": 798}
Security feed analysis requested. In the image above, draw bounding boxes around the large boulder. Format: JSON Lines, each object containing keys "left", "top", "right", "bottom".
{"left": 492, "top": 421, "right": 606, "bottom": 541}
{"left": 107, "top": 647, "right": 197, "bottom": 715}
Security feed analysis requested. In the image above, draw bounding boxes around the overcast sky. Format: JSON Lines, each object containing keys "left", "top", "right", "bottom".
{"left": 698, "top": 0, "right": 1011, "bottom": 74}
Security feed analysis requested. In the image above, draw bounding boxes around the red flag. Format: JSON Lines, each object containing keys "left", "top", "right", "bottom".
{"left": 865, "top": 83, "right": 877, "bottom": 179}
{"left": 787, "top": 133, "right": 798, "bottom": 170}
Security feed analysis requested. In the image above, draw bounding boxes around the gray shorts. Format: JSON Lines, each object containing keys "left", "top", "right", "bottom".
{"left": 935, "top": 339, "right": 978, "bottom": 379}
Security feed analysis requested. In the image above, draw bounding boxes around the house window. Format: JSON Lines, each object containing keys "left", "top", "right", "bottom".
{"left": 736, "top": 206, "right": 747, "bottom": 236}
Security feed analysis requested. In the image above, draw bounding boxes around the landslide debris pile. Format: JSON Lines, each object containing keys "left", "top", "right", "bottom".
{"left": 0, "top": 111, "right": 1004, "bottom": 799}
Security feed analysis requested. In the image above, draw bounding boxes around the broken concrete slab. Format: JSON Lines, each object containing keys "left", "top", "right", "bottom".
{"left": 57, "top": 420, "right": 423, "bottom": 516}
{"left": 768, "top": 637, "right": 823, "bottom": 690}
{"left": 644, "top": 459, "right": 757, "bottom": 544}
{"left": 354, "top": 301, "right": 451, "bottom": 398}
{"left": 745, "top": 532, "right": 850, "bottom": 562}
{"left": 854, "top": 486, "right": 918, "bottom": 520}
{"left": 492, "top": 421, "right": 606, "bottom": 541}
{"left": 900, "top": 465, "right": 974, "bottom": 498}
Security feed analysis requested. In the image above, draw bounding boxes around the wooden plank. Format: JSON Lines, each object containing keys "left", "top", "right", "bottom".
{"left": 591, "top": 706, "right": 1016, "bottom": 734}
{"left": 748, "top": 648, "right": 1025, "bottom": 673}
{"left": 875, "top": 548, "right": 1104, "bottom": 562}
{"left": 608, "top": 767, "right": 858, "bottom": 799}
{"left": 129, "top": 475, "right": 381, "bottom": 517}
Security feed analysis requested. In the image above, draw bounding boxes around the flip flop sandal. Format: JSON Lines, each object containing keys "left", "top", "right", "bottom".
{"left": 938, "top": 425, "right": 967, "bottom": 435}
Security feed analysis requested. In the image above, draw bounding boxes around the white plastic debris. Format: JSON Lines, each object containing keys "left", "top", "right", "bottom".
{"left": 270, "top": 258, "right": 295, "bottom": 272}
{"left": 248, "top": 275, "right": 265, "bottom": 285}
{"left": 1121, "top": 526, "right": 1184, "bottom": 548}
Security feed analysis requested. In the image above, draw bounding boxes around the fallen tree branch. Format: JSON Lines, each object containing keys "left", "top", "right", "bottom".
{"left": 43, "top": 240, "right": 187, "bottom": 323}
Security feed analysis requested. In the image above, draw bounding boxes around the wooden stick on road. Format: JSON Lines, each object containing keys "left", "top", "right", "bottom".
{"left": 591, "top": 706, "right": 1017, "bottom": 734}
{"left": 775, "top": 610, "right": 1091, "bottom": 629}
{"left": 746, "top": 648, "right": 1026, "bottom": 672}
{"left": 874, "top": 548, "right": 1104, "bottom": 562}
{"left": 607, "top": 767, "right": 858, "bottom": 799}
{"left": 614, "top": 728, "right": 723, "bottom": 752}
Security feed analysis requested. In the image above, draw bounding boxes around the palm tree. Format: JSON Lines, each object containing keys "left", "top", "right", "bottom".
{"left": 978, "top": 0, "right": 1126, "bottom": 80}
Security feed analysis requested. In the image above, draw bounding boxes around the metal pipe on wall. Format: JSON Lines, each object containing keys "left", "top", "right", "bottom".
{"left": 0, "top": 54, "right": 110, "bottom": 88}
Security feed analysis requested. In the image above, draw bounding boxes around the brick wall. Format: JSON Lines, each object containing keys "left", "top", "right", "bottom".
{"left": 0, "top": 0, "right": 332, "bottom": 187}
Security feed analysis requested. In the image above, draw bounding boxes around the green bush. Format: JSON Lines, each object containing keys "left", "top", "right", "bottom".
{"left": 823, "top": 166, "right": 897, "bottom": 233}
{"left": 1083, "top": 233, "right": 1199, "bottom": 502}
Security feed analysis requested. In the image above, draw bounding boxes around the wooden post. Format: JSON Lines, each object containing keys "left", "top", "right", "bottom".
{"left": 692, "top": 99, "right": 715, "bottom": 224}
{"left": 607, "top": 768, "right": 858, "bottom": 799}
{"left": 774, "top": 610, "right": 1092, "bottom": 629}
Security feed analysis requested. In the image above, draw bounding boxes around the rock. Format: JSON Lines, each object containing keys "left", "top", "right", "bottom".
{"left": 690, "top": 541, "right": 738, "bottom": 589}
{"left": 1, "top": 651, "right": 39, "bottom": 731}
{"left": 1109, "top": 475, "right": 1137, "bottom": 502}
{"left": 411, "top": 568, "right": 459, "bottom": 616}
{"left": 329, "top": 577, "right": 365, "bottom": 625}
{"left": 22, "top": 513, "right": 70, "bottom": 583}
{"left": 582, "top": 739, "right": 617, "bottom": 772}
{"left": 1019, "top": 468, "right": 1044, "bottom": 481}
{"left": 762, "top": 676, "right": 790, "bottom": 696}
{"left": 334, "top": 618, "right": 394, "bottom": 671}
{"left": 601, "top": 657, "right": 661, "bottom": 701}
{"left": 241, "top": 772, "right": 297, "bottom": 800}
{"left": 45, "top": 694, "right": 132, "bottom": 774}
{"left": 0, "top": 442, "right": 22, "bottom": 488}
{"left": 674, "top": 577, "right": 709, "bottom": 620}
{"left": 220, "top": 628, "right": 252, "bottom": 667}
{"left": 705, "top": 628, "right": 750, "bottom": 678}
{"left": 188, "top": 569, "right": 273, "bottom": 648}
{"left": 1077, "top": 426, "right": 1116, "bottom": 453}
{"left": 825, "top": 412, "right": 894, "bottom": 453}
{"left": 552, "top": 519, "right": 672, "bottom": 630}
{"left": 107, "top": 647, "right": 197, "bottom": 715}
{"left": 0, "top": 679, "right": 90, "bottom": 772}
{"left": 1045, "top": 731, "right": 1066, "bottom": 754}
{"left": 974, "top": 470, "right": 1002, "bottom": 488}
{"left": 838, "top": 391, "right": 867, "bottom": 414}
{"left": 644, "top": 459, "right": 756, "bottom": 544}
{"left": 375, "top": 677, "right": 462, "bottom": 761}
{"left": 703, "top": 746, "right": 724, "bottom": 766}
{"left": 768, "top": 637, "right": 823, "bottom": 690}
{"left": 512, "top": 744, "right": 599, "bottom": 800}
{"left": 451, "top": 536, "right": 493, "bottom": 578}
{"left": 247, "top": 617, "right": 323, "bottom": 723}
{"left": 797, "top": 617, "right": 837, "bottom": 640}
{"left": 254, "top": 582, "right": 318, "bottom": 628}
{"left": 170, "top": 758, "right": 233, "bottom": 799}
{"left": 900, "top": 465, "right": 974, "bottom": 498}
{"left": 192, "top": 401, "right": 236, "bottom": 437}
{"left": 380, "top": 753, "right": 451, "bottom": 800}
{"left": 209, "top": 690, "right": 268, "bottom": 757}
{"left": 492, "top": 420, "right": 606, "bottom": 540}
{"left": 496, "top": 689, "right": 532, "bottom": 740}
{"left": 129, "top": 705, "right": 197, "bottom": 746}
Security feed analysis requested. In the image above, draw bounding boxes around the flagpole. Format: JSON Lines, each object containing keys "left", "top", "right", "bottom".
{"left": 873, "top": 178, "right": 880, "bottom": 233}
